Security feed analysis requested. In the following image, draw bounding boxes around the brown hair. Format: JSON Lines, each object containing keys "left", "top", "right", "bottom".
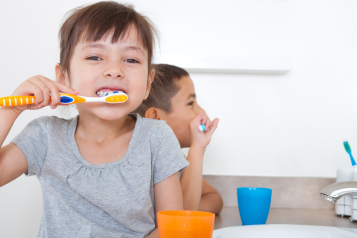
{"left": 134, "top": 64, "right": 189, "bottom": 116}
{"left": 59, "top": 1, "right": 158, "bottom": 75}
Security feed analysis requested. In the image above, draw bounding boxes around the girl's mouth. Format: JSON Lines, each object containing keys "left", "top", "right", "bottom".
{"left": 96, "top": 89, "right": 126, "bottom": 97}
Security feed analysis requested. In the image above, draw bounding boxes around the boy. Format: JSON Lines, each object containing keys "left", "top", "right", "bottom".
{"left": 134, "top": 64, "right": 223, "bottom": 214}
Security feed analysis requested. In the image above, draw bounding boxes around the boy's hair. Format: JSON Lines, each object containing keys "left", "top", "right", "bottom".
{"left": 59, "top": 1, "right": 158, "bottom": 75}
{"left": 134, "top": 64, "right": 189, "bottom": 116}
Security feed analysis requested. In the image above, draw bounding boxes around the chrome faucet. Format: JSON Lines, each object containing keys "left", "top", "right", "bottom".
{"left": 320, "top": 181, "right": 357, "bottom": 203}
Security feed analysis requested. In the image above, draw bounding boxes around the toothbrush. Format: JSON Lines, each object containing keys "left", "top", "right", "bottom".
{"left": 198, "top": 124, "right": 206, "bottom": 132}
{"left": 343, "top": 141, "right": 357, "bottom": 171}
{"left": 0, "top": 91, "right": 128, "bottom": 107}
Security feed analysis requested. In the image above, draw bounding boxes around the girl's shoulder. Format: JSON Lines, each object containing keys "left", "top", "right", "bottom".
{"left": 135, "top": 114, "right": 172, "bottom": 135}
{"left": 24, "top": 115, "right": 77, "bottom": 136}
{"left": 29, "top": 115, "right": 76, "bottom": 124}
{"left": 46, "top": 115, "right": 77, "bottom": 128}
{"left": 138, "top": 115, "right": 166, "bottom": 128}
{"left": 133, "top": 114, "right": 175, "bottom": 145}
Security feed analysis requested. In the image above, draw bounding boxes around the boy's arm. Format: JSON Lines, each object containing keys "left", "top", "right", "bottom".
{"left": 0, "top": 107, "right": 28, "bottom": 187}
{"left": 180, "top": 147, "right": 205, "bottom": 211}
{"left": 147, "top": 172, "right": 183, "bottom": 238}
{"left": 180, "top": 114, "right": 219, "bottom": 212}
{"left": 199, "top": 178, "right": 224, "bottom": 215}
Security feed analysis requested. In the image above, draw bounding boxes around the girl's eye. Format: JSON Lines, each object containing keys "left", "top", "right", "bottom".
{"left": 188, "top": 101, "right": 194, "bottom": 106}
{"left": 87, "top": 56, "right": 102, "bottom": 61}
{"left": 124, "top": 59, "right": 139, "bottom": 63}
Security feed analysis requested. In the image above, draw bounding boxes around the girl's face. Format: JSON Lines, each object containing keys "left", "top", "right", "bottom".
{"left": 57, "top": 26, "right": 154, "bottom": 121}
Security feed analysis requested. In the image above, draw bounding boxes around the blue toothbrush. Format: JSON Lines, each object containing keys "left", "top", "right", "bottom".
{"left": 343, "top": 141, "right": 357, "bottom": 171}
{"left": 199, "top": 124, "right": 206, "bottom": 132}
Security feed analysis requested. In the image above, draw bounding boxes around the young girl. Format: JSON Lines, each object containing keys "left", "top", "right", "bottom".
{"left": 0, "top": 2, "right": 188, "bottom": 238}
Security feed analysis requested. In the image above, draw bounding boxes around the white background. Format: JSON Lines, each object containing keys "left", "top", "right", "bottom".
{"left": 1, "top": 0, "right": 357, "bottom": 236}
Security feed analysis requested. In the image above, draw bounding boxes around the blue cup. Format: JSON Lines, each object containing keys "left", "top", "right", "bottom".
{"left": 237, "top": 187, "right": 272, "bottom": 225}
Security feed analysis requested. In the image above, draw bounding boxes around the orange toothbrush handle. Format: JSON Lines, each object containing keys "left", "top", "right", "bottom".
{"left": 0, "top": 96, "right": 36, "bottom": 107}
{"left": 0, "top": 94, "right": 87, "bottom": 107}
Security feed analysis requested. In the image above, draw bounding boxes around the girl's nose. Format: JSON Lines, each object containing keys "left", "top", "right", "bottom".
{"left": 104, "top": 63, "right": 124, "bottom": 79}
{"left": 105, "top": 72, "right": 122, "bottom": 78}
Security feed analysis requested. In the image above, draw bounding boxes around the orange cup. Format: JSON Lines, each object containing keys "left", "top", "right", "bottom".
{"left": 157, "top": 210, "right": 215, "bottom": 238}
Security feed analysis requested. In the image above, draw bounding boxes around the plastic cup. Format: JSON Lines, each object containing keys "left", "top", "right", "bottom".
{"left": 237, "top": 187, "right": 272, "bottom": 225}
{"left": 157, "top": 210, "right": 215, "bottom": 238}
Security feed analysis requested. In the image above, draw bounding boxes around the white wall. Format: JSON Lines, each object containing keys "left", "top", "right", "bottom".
{"left": 1, "top": 0, "right": 357, "bottom": 236}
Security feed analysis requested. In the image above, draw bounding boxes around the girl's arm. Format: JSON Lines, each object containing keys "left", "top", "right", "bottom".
{"left": 0, "top": 75, "right": 77, "bottom": 187}
{"left": 0, "top": 107, "right": 28, "bottom": 187}
{"left": 147, "top": 172, "right": 183, "bottom": 238}
{"left": 199, "top": 178, "right": 224, "bottom": 215}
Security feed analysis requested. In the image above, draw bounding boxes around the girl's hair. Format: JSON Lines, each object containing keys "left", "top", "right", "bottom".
{"left": 134, "top": 64, "right": 189, "bottom": 117}
{"left": 59, "top": 1, "right": 158, "bottom": 75}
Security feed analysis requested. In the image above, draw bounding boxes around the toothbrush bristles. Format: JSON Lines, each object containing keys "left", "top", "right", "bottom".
{"left": 96, "top": 91, "right": 124, "bottom": 97}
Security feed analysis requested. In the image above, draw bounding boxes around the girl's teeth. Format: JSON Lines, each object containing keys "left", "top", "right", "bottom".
{"left": 96, "top": 90, "right": 124, "bottom": 97}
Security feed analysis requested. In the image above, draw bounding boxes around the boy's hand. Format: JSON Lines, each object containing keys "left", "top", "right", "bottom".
{"left": 10, "top": 75, "right": 78, "bottom": 114}
{"left": 189, "top": 113, "right": 219, "bottom": 149}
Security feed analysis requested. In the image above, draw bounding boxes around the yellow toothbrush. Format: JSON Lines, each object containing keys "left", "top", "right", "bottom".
{"left": 0, "top": 91, "right": 128, "bottom": 107}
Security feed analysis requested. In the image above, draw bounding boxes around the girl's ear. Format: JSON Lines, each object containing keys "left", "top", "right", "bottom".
{"left": 145, "top": 69, "right": 155, "bottom": 99}
{"left": 55, "top": 64, "right": 69, "bottom": 87}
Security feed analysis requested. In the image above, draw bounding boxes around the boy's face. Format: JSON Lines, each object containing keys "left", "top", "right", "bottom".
{"left": 57, "top": 26, "right": 154, "bottom": 121}
{"left": 161, "top": 76, "right": 206, "bottom": 148}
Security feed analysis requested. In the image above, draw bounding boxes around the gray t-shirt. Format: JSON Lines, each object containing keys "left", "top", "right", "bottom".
{"left": 12, "top": 114, "right": 188, "bottom": 238}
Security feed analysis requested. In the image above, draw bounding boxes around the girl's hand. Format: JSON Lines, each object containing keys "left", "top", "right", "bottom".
{"left": 10, "top": 75, "right": 78, "bottom": 114}
{"left": 189, "top": 113, "right": 219, "bottom": 149}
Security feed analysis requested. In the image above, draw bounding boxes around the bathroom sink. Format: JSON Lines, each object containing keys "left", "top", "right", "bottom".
{"left": 212, "top": 224, "right": 357, "bottom": 238}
